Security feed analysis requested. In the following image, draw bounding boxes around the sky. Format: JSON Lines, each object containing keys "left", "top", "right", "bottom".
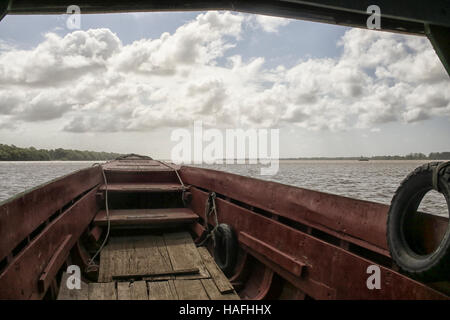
{"left": 0, "top": 11, "right": 449, "bottom": 159}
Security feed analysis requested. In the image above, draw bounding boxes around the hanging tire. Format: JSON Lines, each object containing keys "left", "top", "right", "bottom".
{"left": 213, "top": 224, "right": 238, "bottom": 277}
{"left": 387, "top": 162, "right": 450, "bottom": 281}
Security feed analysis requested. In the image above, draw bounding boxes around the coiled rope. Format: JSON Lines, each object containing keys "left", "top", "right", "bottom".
{"left": 197, "top": 192, "right": 220, "bottom": 247}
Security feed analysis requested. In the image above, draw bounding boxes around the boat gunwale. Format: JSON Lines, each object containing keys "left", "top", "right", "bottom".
{"left": 180, "top": 165, "right": 449, "bottom": 258}
{"left": 0, "top": 165, "right": 103, "bottom": 263}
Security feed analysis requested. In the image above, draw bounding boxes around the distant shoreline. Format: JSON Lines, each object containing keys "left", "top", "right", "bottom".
{"left": 219, "top": 153, "right": 450, "bottom": 161}
{"left": 0, "top": 144, "right": 122, "bottom": 161}
{"left": 0, "top": 160, "right": 108, "bottom": 162}
{"left": 1, "top": 159, "right": 448, "bottom": 162}
{"left": 1, "top": 144, "right": 449, "bottom": 161}
{"left": 280, "top": 156, "right": 450, "bottom": 161}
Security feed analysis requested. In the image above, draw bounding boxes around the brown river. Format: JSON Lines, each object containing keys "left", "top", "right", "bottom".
{"left": 0, "top": 160, "right": 448, "bottom": 217}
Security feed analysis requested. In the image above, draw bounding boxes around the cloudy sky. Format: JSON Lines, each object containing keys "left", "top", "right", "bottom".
{"left": 0, "top": 11, "right": 449, "bottom": 158}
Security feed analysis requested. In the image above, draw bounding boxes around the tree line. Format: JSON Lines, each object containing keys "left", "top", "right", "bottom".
{"left": 1, "top": 143, "right": 448, "bottom": 161}
{"left": 369, "top": 152, "right": 450, "bottom": 160}
{"left": 0, "top": 144, "right": 123, "bottom": 161}
{"left": 289, "top": 152, "right": 450, "bottom": 160}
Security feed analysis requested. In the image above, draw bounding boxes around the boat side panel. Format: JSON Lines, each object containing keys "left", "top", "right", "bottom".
{"left": 181, "top": 166, "right": 449, "bottom": 257}
{"left": 0, "top": 166, "right": 102, "bottom": 262}
{"left": 0, "top": 188, "right": 99, "bottom": 299}
{"left": 180, "top": 166, "right": 389, "bottom": 252}
{"left": 180, "top": 166, "right": 448, "bottom": 259}
{"left": 189, "top": 187, "right": 448, "bottom": 299}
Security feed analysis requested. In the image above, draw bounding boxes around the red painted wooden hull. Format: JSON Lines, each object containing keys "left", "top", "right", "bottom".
{"left": 0, "top": 159, "right": 448, "bottom": 299}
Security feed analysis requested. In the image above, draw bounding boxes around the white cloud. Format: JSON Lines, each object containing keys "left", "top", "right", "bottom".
{"left": 0, "top": 40, "right": 16, "bottom": 52}
{"left": 252, "top": 15, "right": 290, "bottom": 33}
{"left": 0, "top": 12, "right": 449, "bottom": 134}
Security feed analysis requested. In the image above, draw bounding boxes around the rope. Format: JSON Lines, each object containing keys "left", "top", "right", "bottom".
{"left": 85, "top": 159, "right": 185, "bottom": 271}
{"left": 156, "top": 161, "right": 187, "bottom": 189}
{"left": 432, "top": 161, "right": 450, "bottom": 192}
{"left": 197, "top": 192, "right": 220, "bottom": 247}
{"left": 156, "top": 160, "right": 189, "bottom": 206}
{"left": 155, "top": 162, "right": 219, "bottom": 247}
{"left": 86, "top": 163, "right": 110, "bottom": 273}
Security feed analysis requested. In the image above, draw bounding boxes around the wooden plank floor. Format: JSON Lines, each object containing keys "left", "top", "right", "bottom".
{"left": 59, "top": 232, "right": 239, "bottom": 300}
{"left": 57, "top": 272, "right": 88, "bottom": 300}
{"left": 88, "top": 282, "right": 117, "bottom": 300}
{"left": 98, "top": 235, "right": 173, "bottom": 282}
{"left": 117, "top": 281, "right": 148, "bottom": 300}
{"left": 164, "top": 232, "right": 210, "bottom": 279}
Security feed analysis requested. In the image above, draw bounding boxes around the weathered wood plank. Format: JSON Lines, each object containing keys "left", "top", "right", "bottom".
{"left": 148, "top": 280, "right": 178, "bottom": 300}
{"left": 164, "top": 232, "right": 209, "bottom": 279}
{"left": 201, "top": 279, "right": 240, "bottom": 300}
{"left": 117, "top": 282, "right": 131, "bottom": 300}
{"left": 94, "top": 208, "right": 198, "bottom": 227}
{"left": 117, "top": 281, "right": 149, "bottom": 300}
{"left": 99, "top": 236, "right": 173, "bottom": 282}
{"left": 200, "top": 279, "right": 221, "bottom": 300}
{"left": 144, "top": 274, "right": 174, "bottom": 281}
{"left": 99, "top": 183, "right": 183, "bottom": 193}
{"left": 115, "top": 268, "right": 198, "bottom": 280}
{"left": 98, "top": 241, "right": 113, "bottom": 282}
{"left": 130, "top": 281, "right": 148, "bottom": 300}
{"left": 57, "top": 272, "right": 88, "bottom": 300}
{"left": 114, "top": 237, "right": 133, "bottom": 277}
{"left": 173, "top": 280, "right": 209, "bottom": 300}
{"left": 88, "top": 282, "right": 117, "bottom": 300}
{"left": 175, "top": 273, "right": 210, "bottom": 280}
{"left": 163, "top": 232, "right": 197, "bottom": 270}
{"left": 197, "top": 247, "right": 234, "bottom": 293}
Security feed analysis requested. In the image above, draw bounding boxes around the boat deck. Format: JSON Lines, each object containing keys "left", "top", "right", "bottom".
{"left": 57, "top": 232, "right": 239, "bottom": 300}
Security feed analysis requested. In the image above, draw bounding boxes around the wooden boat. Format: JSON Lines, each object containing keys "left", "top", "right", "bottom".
{"left": 1, "top": 0, "right": 449, "bottom": 301}
{"left": 0, "top": 155, "right": 448, "bottom": 300}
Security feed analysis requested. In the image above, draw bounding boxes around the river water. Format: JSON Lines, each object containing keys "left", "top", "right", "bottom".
{"left": 0, "top": 160, "right": 448, "bottom": 216}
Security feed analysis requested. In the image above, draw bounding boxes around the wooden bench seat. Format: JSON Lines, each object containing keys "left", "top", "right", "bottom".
{"left": 93, "top": 208, "right": 198, "bottom": 227}
{"left": 99, "top": 183, "right": 184, "bottom": 193}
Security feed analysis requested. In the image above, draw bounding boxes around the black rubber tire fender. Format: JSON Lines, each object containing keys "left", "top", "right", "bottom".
{"left": 387, "top": 162, "right": 450, "bottom": 281}
{"left": 213, "top": 224, "right": 238, "bottom": 277}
